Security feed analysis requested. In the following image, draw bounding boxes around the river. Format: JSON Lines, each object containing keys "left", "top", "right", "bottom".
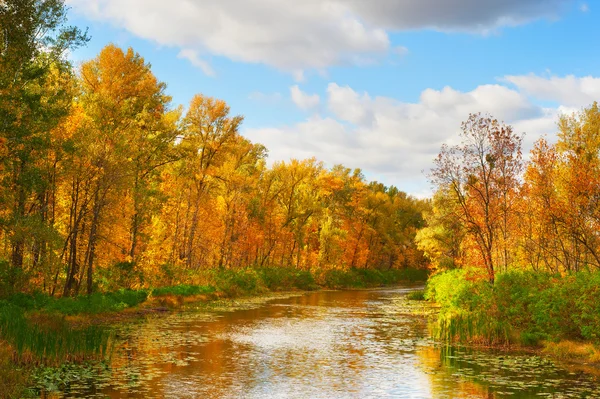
{"left": 38, "top": 287, "right": 600, "bottom": 398}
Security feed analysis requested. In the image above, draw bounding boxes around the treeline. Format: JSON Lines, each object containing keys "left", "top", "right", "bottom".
{"left": 0, "top": 1, "right": 426, "bottom": 297}
{"left": 419, "top": 105, "right": 600, "bottom": 280}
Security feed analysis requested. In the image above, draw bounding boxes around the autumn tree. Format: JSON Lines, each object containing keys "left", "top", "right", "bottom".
{"left": 430, "top": 114, "right": 523, "bottom": 283}
{"left": 60, "top": 45, "right": 173, "bottom": 295}
{"left": 166, "top": 94, "right": 243, "bottom": 269}
{"left": 0, "top": 0, "right": 87, "bottom": 290}
{"left": 521, "top": 103, "right": 600, "bottom": 272}
{"left": 416, "top": 188, "right": 465, "bottom": 270}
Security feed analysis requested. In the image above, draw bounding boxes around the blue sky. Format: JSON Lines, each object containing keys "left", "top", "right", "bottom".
{"left": 65, "top": 0, "right": 598, "bottom": 196}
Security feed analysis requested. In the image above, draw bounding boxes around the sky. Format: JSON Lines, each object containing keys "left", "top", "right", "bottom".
{"left": 64, "top": 0, "right": 599, "bottom": 197}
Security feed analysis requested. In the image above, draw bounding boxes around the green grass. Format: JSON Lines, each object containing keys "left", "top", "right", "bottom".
{"left": 256, "top": 267, "right": 318, "bottom": 291}
{"left": 151, "top": 284, "right": 216, "bottom": 297}
{"left": 209, "top": 267, "right": 426, "bottom": 294}
{"left": 7, "top": 290, "right": 149, "bottom": 315}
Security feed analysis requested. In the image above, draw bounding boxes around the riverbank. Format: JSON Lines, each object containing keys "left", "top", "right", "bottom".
{"left": 0, "top": 267, "right": 427, "bottom": 398}
{"left": 425, "top": 269, "right": 600, "bottom": 366}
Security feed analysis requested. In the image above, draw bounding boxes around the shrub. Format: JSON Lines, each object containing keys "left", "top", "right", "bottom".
{"left": 214, "top": 268, "right": 264, "bottom": 297}
{"left": 427, "top": 269, "right": 600, "bottom": 345}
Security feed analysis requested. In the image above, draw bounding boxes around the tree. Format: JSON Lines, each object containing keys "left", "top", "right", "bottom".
{"left": 61, "top": 45, "right": 171, "bottom": 295}
{"left": 430, "top": 113, "right": 523, "bottom": 283}
{"left": 167, "top": 94, "right": 244, "bottom": 269}
{"left": 521, "top": 103, "right": 600, "bottom": 272}
{"left": 0, "top": 0, "right": 87, "bottom": 288}
{"left": 416, "top": 188, "right": 465, "bottom": 270}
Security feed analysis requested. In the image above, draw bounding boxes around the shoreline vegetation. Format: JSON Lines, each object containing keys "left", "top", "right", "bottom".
{"left": 425, "top": 269, "right": 600, "bottom": 365}
{"left": 0, "top": 267, "right": 427, "bottom": 398}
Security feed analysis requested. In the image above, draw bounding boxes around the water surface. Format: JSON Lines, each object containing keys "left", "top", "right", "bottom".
{"left": 38, "top": 287, "right": 600, "bottom": 398}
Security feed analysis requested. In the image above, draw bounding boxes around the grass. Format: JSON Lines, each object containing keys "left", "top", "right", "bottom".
{"left": 0, "top": 302, "right": 112, "bottom": 363}
{"left": 542, "top": 340, "right": 600, "bottom": 363}
{"left": 256, "top": 267, "right": 319, "bottom": 291}
{"left": 318, "top": 268, "right": 428, "bottom": 289}
{"left": 152, "top": 284, "right": 216, "bottom": 297}
{"left": 0, "top": 341, "right": 31, "bottom": 398}
{"left": 7, "top": 290, "right": 149, "bottom": 315}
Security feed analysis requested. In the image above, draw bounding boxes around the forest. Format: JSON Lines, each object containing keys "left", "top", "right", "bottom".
{"left": 0, "top": 2, "right": 427, "bottom": 300}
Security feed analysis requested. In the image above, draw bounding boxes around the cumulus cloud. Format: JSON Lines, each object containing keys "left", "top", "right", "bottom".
{"left": 504, "top": 74, "right": 600, "bottom": 107}
{"left": 243, "top": 75, "right": 594, "bottom": 195}
{"left": 67, "top": 0, "right": 571, "bottom": 74}
{"left": 290, "top": 86, "right": 320, "bottom": 110}
{"left": 346, "top": 0, "right": 570, "bottom": 32}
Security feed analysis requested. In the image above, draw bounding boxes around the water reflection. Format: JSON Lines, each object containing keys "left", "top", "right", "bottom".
{"left": 39, "top": 288, "right": 600, "bottom": 398}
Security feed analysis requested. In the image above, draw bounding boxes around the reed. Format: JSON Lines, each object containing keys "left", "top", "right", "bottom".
{"left": 0, "top": 302, "right": 112, "bottom": 363}
{"left": 432, "top": 310, "right": 511, "bottom": 346}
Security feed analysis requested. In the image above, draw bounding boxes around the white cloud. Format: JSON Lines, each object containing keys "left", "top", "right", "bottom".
{"left": 177, "top": 49, "right": 215, "bottom": 77}
{"left": 248, "top": 91, "right": 283, "bottom": 103}
{"left": 580, "top": 3, "right": 589, "bottom": 12}
{"left": 244, "top": 76, "right": 593, "bottom": 196}
{"left": 504, "top": 74, "right": 600, "bottom": 107}
{"left": 67, "top": 0, "right": 571, "bottom": 75}
{"left": 290, "top": 86, "right": 320, "bottom": 110}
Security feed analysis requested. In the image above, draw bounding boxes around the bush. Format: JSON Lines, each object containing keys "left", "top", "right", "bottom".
{"left": 213, "top": 268, "right": 264, "bottom": 297}
{"left": 426, "top": 269, "right": 600, "bottom": 345}
{"left": 256, "top": 267, "right": 318, "bottom": 291}
{"left": 0, "top": 260, "right": 29, "bottom": 298}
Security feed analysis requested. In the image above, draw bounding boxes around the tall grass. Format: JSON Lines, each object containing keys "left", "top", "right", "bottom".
{"left": 0, "top": 302, "right": 112, "bottom": 363}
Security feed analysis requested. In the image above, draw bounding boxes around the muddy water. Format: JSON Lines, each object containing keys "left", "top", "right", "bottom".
{"left": 38, "top": 287, "right": 600, "bottom": 398}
